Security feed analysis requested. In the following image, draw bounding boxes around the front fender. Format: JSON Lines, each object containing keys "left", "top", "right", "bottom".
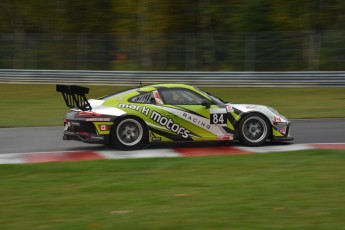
{"left": 231, "top": 104, "right": 289, "bottom": 125}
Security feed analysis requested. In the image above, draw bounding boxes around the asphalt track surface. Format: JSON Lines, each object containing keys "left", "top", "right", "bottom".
{"left": 0, "top": 119, "right": 344, "bottom": 154}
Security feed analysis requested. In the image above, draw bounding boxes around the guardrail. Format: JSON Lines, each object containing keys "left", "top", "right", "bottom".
{"left": 0, "top": 69, "right": 344, "bottom": 87}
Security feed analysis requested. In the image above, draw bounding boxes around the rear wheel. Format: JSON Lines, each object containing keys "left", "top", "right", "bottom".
{"left": 111, "top": 117, "right": 148, "bottom": 150}
{"left": 238, "top": 114, "right": 270, "bottom": 146}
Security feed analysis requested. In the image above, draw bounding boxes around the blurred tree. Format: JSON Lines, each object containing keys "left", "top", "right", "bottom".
{"left": 0, "top": 0, "right": 344, "bottom": 70}
{"left": 111, "top": 0, "right": 200, "bottom": 70}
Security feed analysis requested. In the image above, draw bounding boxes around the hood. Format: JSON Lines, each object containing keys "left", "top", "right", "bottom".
{"left": 228, "top": 103, "right": 290, "bottom": 124}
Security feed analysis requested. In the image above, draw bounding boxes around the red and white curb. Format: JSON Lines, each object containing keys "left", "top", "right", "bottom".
{"left": 0, "top": 143, "right": 344, "bottom": 165}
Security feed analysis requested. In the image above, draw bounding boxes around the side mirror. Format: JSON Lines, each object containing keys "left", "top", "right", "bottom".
{"left": 201, "top": 99, "right": 211, "bottom": 109}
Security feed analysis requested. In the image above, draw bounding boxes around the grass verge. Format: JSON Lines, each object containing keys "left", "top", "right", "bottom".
{"left": 0, "top": 84, "right": 344, "bottom": 127}
{"left": 0, "top": 150, "right": 344, "bottom": 229}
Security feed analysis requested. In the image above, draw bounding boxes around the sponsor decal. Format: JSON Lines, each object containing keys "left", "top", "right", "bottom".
{"left": 118, "top": 104, "right": 191, "bottom": 139}
{"left": 151, "top": 111, "right": 190, "bottom": 138}
{"left": 151, "top": 137, "right": 161, "bottom": 142}
{"left": 86, "top": 118, "right": 111, "bottom": 121}
{"left": 210, "top": 108, "right": 227, "bottom": 114}
{"left": 94, "top": 122, "right": 114, "bottom": 135}
{"left": 118, "top": 104, "right": 150, "bottom": 116}
{"left": 151, "top": 106, "right": 231, "bottom": 137}
{"left": 274, "top": 116, "right": 282, "bottom": 122}
{"left": 98, "top": 124, "right": 110, "bottom": 131}
{"left": 118, "top": 104, "right": 141, "bottom": 111}
{"left": 246, "top": 105, "right": 258, "bottom": 109}
{"left": 118, "top": 104, "right": 235, "bottom": 139}
{"left": 226, "top": 104, "right": 234, "bottom": 112}
{"left": 90, "top": 136, "right": 104, "bottom": 140}
{"left": 183, "top": 112, "right": 210, "bottom": 129}
{"left": 277, "top": 127, "right": 286, "bottom": 134}
{"left": 216, "top": 135, "right": 232, "bottom": 140}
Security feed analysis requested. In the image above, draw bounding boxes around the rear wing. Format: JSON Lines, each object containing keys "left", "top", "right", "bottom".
{"left": 56, "top": 85, "right": 92, "bottom": 111}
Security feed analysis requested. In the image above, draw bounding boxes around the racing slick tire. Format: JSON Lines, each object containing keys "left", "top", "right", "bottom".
{"left": 111, "top": 116, "right": 148, "bottom": 150}
{"left": 238, "top": 113, "right": 270, "bottom": 147}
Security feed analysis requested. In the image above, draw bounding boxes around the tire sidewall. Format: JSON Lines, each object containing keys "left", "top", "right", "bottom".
{"left": 238, "top": 113, "right": 271, "bottom": 146}
{"left": 111, "top": 116, "right": 148, "bottom": 150}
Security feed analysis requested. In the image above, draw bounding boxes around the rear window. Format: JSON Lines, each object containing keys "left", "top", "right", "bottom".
{"left": 129, "top": 92, "right": 155, "bottom": 103}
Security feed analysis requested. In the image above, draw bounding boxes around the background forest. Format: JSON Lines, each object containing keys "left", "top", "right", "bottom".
{"left": 1, "top": 0, "right": 344, "bottom": 71}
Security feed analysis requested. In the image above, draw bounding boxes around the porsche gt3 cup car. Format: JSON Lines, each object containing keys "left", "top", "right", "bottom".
{"left": 56, "top": 84, "right": 293, "bottom": 150}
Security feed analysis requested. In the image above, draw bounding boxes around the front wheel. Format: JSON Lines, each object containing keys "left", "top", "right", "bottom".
{"left": 238, "top": 114, "right": 270, "bottom": 146}
{"left": 111, "top": 117, "right": 148, "bottom": 150}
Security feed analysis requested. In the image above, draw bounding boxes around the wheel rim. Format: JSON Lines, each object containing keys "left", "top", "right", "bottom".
{"left": 241, "top": 116, "right": 268, "bottom": 143}
{"left": 116, "top": 119, "right": 143, "bottom": 146}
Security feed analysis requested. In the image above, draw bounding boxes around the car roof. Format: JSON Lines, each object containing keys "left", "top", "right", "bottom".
{"left": 140, "top": 83, "right": 196, "bottom": 91}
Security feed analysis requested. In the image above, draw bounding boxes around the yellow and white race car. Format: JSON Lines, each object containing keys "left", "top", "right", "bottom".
{"left": 57, "top": 83, "right": 293, "bottom": 150}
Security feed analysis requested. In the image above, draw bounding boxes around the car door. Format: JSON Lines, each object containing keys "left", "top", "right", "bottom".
{"left": 156, "top": 88, "right": 231, "bottom": 141}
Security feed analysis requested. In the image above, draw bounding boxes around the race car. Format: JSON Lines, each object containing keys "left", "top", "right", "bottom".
{"left": 57, "top": 83, "right": 293, "bottom": 150}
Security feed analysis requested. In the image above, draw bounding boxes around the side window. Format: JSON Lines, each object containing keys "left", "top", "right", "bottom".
{"left": 160, "top": 89, "right": 206, "bottom": 105}
{"left": 129, "top": 92, "right": 155, "bottom": 104}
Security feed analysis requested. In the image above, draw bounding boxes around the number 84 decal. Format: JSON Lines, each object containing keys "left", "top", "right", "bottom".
{"left": 210, "top": 108, "right": 227, "bottom": 125}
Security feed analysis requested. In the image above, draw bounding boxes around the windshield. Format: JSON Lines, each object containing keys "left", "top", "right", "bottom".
{"left": 194, "top": 87, "right": 226, "bottom": 105}
{"left": 207, "top": 93, "right": 226, "bottom": 104}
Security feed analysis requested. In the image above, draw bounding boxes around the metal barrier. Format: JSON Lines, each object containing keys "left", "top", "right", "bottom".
{"left": 0, "top": 69, "right": 344, "bottom": 87}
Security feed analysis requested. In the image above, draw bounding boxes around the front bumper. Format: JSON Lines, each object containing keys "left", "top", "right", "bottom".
{"left": 271, "top": 122, "right": 294, "bottom": 142}
{"left": 271, "top": 135, "right": 294, "bottom": 142}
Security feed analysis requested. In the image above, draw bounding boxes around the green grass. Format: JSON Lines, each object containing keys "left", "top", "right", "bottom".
{"left": 0, "top": 150, "right": 344, "bottom": 229}
{"left": 0, "top": 84, "right": 344, "bottom": 127}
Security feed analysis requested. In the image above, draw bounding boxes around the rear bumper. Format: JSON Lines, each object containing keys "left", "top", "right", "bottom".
{"left": 63, "top": 131, "right": 105, "bottom": 144}
{"left": 63, "top": 120, "right": 107, "bottom": 144}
